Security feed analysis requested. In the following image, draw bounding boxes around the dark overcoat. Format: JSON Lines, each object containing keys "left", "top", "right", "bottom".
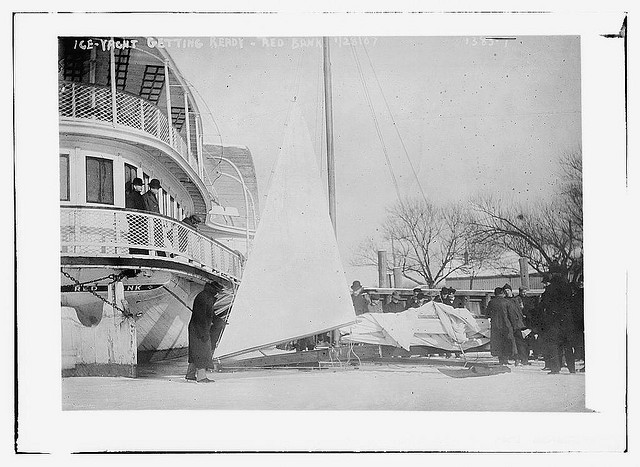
{"left": 188, "top": 287, "right": 219, "bottom": 368}
{"left": 486, "top": 296, "right": 517, "bottom": 357}
{"left": 125, "top": 190, "right": 146, "bottom": 210}
{"left": 540, "top": 277, "right": 574, "bottom": 335}
{"left": 142, "top": 190, "right": 160, "bottom": 213}
{"left": 351, "top": 291, "right": 370, "bottom": 315}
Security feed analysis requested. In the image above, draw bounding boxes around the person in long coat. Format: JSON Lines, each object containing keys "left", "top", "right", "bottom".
{"left": 504, "top": 283, "right": 529, "bottom": 365}
{"left": 485, "top": 287, "right": 518, "bottom": 365}
{"left": 539, "top": 270, "right": 576, "bottom": 374}
{"left": 350, "top": 281, "right": 371, "bottom": 315}
{"left": 186, "top": 281, "right": 223, "bottom": 382}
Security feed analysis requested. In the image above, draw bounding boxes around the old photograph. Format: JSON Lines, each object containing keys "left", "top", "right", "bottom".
{"left": 13, "top": 9, "right": 628, "bottom": 454}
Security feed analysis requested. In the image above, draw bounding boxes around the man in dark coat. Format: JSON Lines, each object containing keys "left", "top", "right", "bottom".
{"left": 572, "top": 279, "right": 585, "bottom": 370}
{"left": 350, "top": 280, "right": 371, "bottom": 316}
{"left": 405, "top": 288, "right": 425, "bottom": 309}
{"left": 539, "top": 269, "right": 576, "bottom": 374}
{"left": 504, "top": 283, "right": 529, "bottom": 365}
{"left": 142, "top": 178, "right": 166, "bottom": 256}
{"left": 126, "top": 178, "right": 146, "bottom": 210}
{"left": 186, "top": 281, "right": 223, "bottom": 382}
{"left": 125, "top": 178, "right": 148, "bottom": 255}
{"left": 384, "top": 291, "right": 405, "bottom": 313}
{"left": 485, "top": 287, "right": 518, "bottom": 365}
{"left": 434, "top": 287, "right": 455, "bottom": 306}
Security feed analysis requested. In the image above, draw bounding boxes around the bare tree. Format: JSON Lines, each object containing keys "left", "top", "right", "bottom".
{"left": 352, "top": 198, "right": 500, "bottom": 288}
{"left": 470, "top": 148, "right": 583, "bottom": 281}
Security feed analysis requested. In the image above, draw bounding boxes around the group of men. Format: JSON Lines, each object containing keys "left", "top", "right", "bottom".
{"left": 350, "top": 281, "right": 459, "bottom": 315}
{"left": 125, "top": 177, "right": 202, "bottom": 255}
{"left": 349, "top": 273, "right": 584, "bottom": 373}
{"left": 485, "top": 284, "right": 531, "bottom": 366}
{"left": 125, "top": 177, "right": 164, "bottom": 255}
{"left": 486, "top": 268, "right": 584, "bottom": 373}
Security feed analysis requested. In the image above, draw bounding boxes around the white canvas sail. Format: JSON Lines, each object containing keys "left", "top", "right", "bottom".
{"left": 213, "top": 104, "right": 356, "bottom": 359}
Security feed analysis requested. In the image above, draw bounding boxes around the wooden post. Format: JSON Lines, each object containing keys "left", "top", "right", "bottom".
{"left": 195, "top": 115, "right": 203, "bottom": 178}
{"left": 519, "top": 257, "right": 530, "bottom": 290}
{"left": 393, "top": 267, "right": 403, "bottom": 288}
{"left": 140, "top": 99, "right": 145, "bottom": 131}
{"left": 109, "top": 40, "right": 117, "bottom": 125}
{"left": 378, "top": 250, "right": 389, "bottom": 288}
{"left": 164, "top": 60, "right": 173, "bottom": 147}
{"left": 184, "top": 92, "right": 192, "bottom": 163}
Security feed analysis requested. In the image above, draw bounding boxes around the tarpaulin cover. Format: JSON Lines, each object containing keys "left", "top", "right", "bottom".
{"left": 341, "top": 300, "right": 490, "bottom": 352}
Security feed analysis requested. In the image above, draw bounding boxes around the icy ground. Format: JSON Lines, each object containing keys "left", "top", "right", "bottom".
{"left": 62, "top": 356, "right": 586, "bottom": 411}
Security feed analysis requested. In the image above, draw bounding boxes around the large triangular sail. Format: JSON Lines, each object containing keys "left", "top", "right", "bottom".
{"left": 213, "top": 104, "right": 356, "bottom": 359}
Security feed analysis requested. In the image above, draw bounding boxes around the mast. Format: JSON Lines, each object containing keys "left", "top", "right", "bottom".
{"left": 323, "top": 37, "right": 341, "bottom": 347}
{"left": 323, "top": 37, "right": 337, "bottom": 234}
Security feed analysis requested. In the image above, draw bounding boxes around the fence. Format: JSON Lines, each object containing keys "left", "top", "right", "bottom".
{"left": 58, "top": 81, "right": 193, "bottom": 172}
{"left": 60, "top": 206, "right": 242, "bottom": 281}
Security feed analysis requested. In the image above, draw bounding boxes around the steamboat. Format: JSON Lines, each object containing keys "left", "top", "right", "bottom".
{"left": 58, "top": 37, "right": 258, "bottom": 376}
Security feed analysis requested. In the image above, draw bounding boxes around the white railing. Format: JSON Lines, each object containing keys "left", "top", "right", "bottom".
{"left": 58, "top": 81, "right": 197, "bottom": 173}
{"left": 60, "top": 206, "right": 242, "bottom": 281}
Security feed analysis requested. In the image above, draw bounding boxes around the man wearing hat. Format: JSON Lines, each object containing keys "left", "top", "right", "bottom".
{"left": 485, "top": 287, "right": 518, "bottom": 365}
{"left": 142, "top": 179, "right": 166, "bottom": 256}
{"left": 384, "top": 291, "right": 405, "bottom": 313}
{"left": 125, "top": 178, "right": 149, "bottom": 254}
{"left": 350, "top": 280, "right": 371, "bottom": 316}
{"left": 503, "top": 283, "right": 528, "bottom": 365}
{"left": 186, "top": 281, "right": 224, "bottom": 383}
{"left": 539, "top": 267, "right": 575, "bottom": 374}
{"left": 434, "top": 287, "right": 455, "bottom": 306}
{"left": 405, "top": 287, "right": 426, "bottom": 309}
{"left": 125, "top": 177, "right": 145, "bottom": 210}
{"left": 142, "top": 178, "right": 162, "bottom": 213}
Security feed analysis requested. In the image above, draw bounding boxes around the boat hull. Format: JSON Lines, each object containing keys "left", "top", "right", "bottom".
{"left": 61, "top": 265, "right": 233, "bottom": 365}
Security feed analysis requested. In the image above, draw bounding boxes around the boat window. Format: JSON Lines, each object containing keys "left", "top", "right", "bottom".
{"left": 124, "top": 163, "right": 137, "bottom": 194}
{"left": 86, "top": 156, "right": 114, "bottom": 205}
{"left": 60, "top": 154, "right": 70, "bottom": 201}
{"left": 162, "top": 190, "right": 168, "bottom": 215}
{"left": 170, "top": 196, "right": 175, "bottom": 218}
{"left": 143, "top": 173, "right": 150, "bottom": 192}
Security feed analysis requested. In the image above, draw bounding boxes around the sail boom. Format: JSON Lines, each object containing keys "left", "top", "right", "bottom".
{"left": 216, "top": 320, "right": 356, "bottom": 360}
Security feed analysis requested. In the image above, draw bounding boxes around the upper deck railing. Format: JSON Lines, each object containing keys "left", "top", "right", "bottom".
{"left": 58, "top": 81, "right": 194, "bottom": 172}
{"left": 61, "top": 206, "right": 242, "bottom": 282}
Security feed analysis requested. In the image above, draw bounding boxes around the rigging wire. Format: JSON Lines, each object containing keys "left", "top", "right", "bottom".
{"left": 361, "top": 44, "right": 429, "bottom": 206}
{"left": 349, "top": 43, "right": 404, "bottom": 205}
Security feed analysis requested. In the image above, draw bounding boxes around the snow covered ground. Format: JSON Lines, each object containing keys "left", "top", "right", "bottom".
{"left": 62, "top": 356, "right": 586, "bottom": 412}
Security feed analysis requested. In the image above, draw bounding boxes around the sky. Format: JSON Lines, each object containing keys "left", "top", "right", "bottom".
{"left": 169, "top": 35, "right": 581, "bottom": 283}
